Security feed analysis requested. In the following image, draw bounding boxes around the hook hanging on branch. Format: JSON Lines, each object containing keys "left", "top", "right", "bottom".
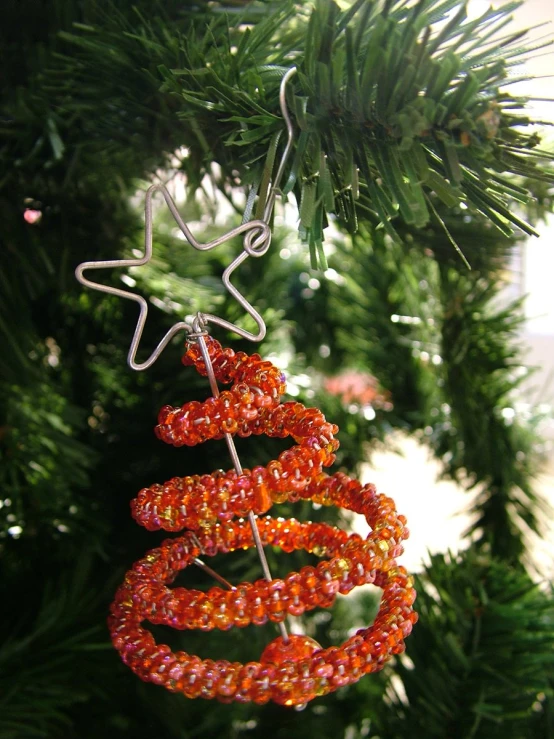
{"left": 75, "top": 67, "right": 297, "bottom": 369}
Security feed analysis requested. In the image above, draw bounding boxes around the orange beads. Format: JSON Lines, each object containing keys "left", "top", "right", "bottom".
{"left": 109, "top": 336, "right": 417, "bottom": 706}
{"left": 260, "top": 635, "right": 322, "bottom": 665}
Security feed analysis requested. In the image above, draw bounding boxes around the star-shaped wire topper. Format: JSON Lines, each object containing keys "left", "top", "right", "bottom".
{"left": 76, "top": 68, "right": 297, "bottom": 371}
{"left": 75, "top": 183, "right": 272, "bottom": 371}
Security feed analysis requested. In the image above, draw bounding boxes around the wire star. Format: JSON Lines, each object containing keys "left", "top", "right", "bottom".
{"left": 75, "top": 184, "right": 272, "bottom": 371}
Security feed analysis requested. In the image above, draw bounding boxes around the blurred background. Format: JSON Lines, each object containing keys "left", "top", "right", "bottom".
{"left": 376, "top": 0, "right": 554, "bottom": 579}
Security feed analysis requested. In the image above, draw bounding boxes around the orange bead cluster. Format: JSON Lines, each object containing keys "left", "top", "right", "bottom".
{"left": 109, "top": 337, "right": 417, "bottom": 706}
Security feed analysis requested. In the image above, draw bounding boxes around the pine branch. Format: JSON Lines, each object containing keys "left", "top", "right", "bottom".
{"left": 29, "top": 0, "right": 550, "bottom": 266}
{"left": 0, "top": 554, "right": 112, "bottom": 739}
{"left": 435, "top": 263, "right": 548, "bottom": 560}
{"left": 306, "top": 214, "right": 550, "bottom": 560}
{"left": 380, "top": 549, "right": 554, "bottom": 739}
{"left": 0, "top": 378, "right": 98, "bottom": 546}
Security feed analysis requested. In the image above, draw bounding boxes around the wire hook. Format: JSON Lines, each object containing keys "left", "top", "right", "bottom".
{"left": 263, "top": 66, "right": 297, "bottom": 222}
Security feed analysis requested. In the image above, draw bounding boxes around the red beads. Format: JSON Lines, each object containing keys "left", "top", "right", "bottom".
{"left": 109, "top": 336, "right": 417, "bottom": 706}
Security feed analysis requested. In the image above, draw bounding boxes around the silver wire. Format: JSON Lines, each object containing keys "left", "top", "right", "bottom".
{"left": 75, "top": 69, "right": 298, "bottom": 643}
{"left": 196, "top": 333, "right": 289, "bottom": 643}
{"left": 190, "top": 532, "right": 236, "bottom": 590}
{"left": 263, "top": 66, "right": 297, "bottom": 223}
{"left": 74, "top": 66, "right": 297, "bottom": 370}
{"left": 193, "top": 558, "right": 235, "bottom": 591}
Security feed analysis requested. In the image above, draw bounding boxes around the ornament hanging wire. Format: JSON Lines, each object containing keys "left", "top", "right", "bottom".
{"left": 75, "top": 67, "right": 297, "bottom": 370}
{"left": 75, "top": 67, "right": 299, "bottom": 644}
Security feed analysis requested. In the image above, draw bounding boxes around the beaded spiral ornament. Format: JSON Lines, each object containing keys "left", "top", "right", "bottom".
{"left": 76, "top": 67, "right": 416, "bottom": 707}
{"left": 108, "top": 335, "right": 417, "bottom": 706}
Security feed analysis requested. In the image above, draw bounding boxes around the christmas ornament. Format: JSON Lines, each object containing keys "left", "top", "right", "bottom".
{"left": 76, "top": 68, "right": 417, "bottom": 707}
{"left": 109, "top": 334, "right": 416, "bottom": 706}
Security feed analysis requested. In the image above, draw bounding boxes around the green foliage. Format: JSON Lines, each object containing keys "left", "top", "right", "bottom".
{"left": 383, "top": 549, "right": 554, "bottom": 739}
{"left": 3, "top": 0, "right": 551, "bottom": 269}
{"left": 0, "top": 555, "right": 112, "bottom": 739}
{"left": 0, "top": 1, "right": 552, "bottom": 737}
{"left": 434, "top": 264, "right": 546, "bottom": 560}
{"left": 289, "top": 0, "right": 553, "bottom": 260}
{"left": 329, "top": 230, "right": 435, "bottom": 429}
{"left": 0, "top": 378, "right": 96, "bottom": 543}
{"left": 302, "top": 215, "right": 550, "bottom": 561}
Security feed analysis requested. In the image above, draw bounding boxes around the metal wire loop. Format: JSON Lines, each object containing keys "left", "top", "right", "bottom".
{"left": 242, "top": 226, "right": 271, "bottom": 257}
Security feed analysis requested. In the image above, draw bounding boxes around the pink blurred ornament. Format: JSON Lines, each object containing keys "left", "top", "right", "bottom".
{"left": 324, "top": 370, "right": 392, "bottom": 410}
{"left": 24, "top": 209, "right": 42, "bottom": 224}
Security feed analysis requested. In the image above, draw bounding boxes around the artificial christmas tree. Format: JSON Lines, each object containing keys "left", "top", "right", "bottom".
{"left": 1, "top": 1, "right": 553, "bottom": 737}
